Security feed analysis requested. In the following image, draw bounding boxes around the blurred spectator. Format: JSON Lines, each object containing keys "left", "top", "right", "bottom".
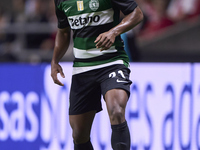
{"left": 0, "top": 2, "right": 19, "bottom": 62}
{"left": 136, "top": 0, "right": 200, "bottom": 38}
{"left": 136, "top": 0, "right": 174, "bottom": 37}
{"left": 167, "top": 0, "right": 200, "bottom": 21}
{"left": 0, "top": 9, "right": 7, "bottom": 44}
{"left": 25, "top": 0, "right": 53, "bottom": 50}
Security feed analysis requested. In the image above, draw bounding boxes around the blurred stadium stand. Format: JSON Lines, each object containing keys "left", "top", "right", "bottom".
{"left": 137, "top": 16, "right": 200, "bottom": 62}
{"left": 0, "top": 0, "right": 200, "bottom": 63}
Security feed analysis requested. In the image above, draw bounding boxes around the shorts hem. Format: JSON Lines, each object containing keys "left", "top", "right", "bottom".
{"left": 69, "top": 108, "right": 103, "bottom": 115}
{"left": 103, "top": 87, "right": 131, "bottom": 99}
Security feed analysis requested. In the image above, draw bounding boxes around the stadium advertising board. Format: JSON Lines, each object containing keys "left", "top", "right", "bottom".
{"left": 0, "top": 63, "right": 200, "bottom": 150}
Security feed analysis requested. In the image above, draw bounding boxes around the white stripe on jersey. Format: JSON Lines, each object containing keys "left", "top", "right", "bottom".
{"left": 72, "top": 60, "right": 124, "bottom": 75}
{"left": 68, "top": 8, "right": 114, "bottom": 29}
{"left": 73, "top": 46, "right": 117, "bottom": 59}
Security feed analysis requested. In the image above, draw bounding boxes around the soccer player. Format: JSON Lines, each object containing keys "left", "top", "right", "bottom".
{"left": 51, "top": 0, "right": 143, "bottom": 149}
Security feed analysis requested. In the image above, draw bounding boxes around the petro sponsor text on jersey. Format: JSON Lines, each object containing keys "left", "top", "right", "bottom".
{"left": 69, "top": 15, "right": 100, "bottom": 27}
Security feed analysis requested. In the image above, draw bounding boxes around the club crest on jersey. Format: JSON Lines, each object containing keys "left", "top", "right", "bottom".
{"left": 77, "top": 1, "right": 84, "bottom": 11}
{"left": 89, "top": 0, "right": 99, "bottom": 11}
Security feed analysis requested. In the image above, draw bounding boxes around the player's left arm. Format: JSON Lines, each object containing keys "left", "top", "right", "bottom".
{"left": 95, "top": 6, "right": 143, "bottom": 51}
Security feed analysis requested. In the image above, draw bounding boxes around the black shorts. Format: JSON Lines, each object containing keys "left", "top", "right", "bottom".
{"left": 69, "top": 64, "right": 132, "bottom": 115}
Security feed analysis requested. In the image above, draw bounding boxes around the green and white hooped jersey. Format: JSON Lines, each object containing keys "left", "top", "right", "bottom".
{"left": 54, "top": 0, "right": 137, "bottom": 74}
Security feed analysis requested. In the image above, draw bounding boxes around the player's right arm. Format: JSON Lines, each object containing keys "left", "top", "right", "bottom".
{"left": 51, "top": 27, "right": 71, "bottom": 86}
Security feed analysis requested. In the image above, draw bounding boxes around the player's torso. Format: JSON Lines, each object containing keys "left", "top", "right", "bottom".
{"left": 56, "top": 0, "right": 129, "bottom": 69}
{"left": 57, "top": 0, "right": 117, "bottom": 50}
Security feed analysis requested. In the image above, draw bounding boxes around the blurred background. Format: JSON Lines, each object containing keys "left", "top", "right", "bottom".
{"left": 0, "top": 0, "right": 200, "bottom": 63}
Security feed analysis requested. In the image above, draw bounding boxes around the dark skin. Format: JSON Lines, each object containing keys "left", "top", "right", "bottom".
{"left": 95, "top": 7, "right": 143, "bottom": 51}
{"left": 51, "top": 6, "right": 143, "bottom": 144}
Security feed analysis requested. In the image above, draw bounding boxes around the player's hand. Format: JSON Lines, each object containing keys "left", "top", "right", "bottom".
{"left": 51, "top": 62, "right": 65, "bottom": 86}
{"left": 94, "top": 30, "right": 116, "bottom": 51}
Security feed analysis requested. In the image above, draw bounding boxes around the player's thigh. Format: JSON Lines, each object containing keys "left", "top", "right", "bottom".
{"left": 105, "top": 89, "right": 128, "bottom": 108}
{"left": 105, "top": 89, "right": 128, "bottom": 115}
{"left": 69, "top": 110, "right": 96, "bottom": 135}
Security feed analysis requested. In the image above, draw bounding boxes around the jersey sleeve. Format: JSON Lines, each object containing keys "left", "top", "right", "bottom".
{"left": 111, "top": 0, "right": 138, "bottom": 15}
{"left": 55, "top": 6, "right": 70, "bottom": 28}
